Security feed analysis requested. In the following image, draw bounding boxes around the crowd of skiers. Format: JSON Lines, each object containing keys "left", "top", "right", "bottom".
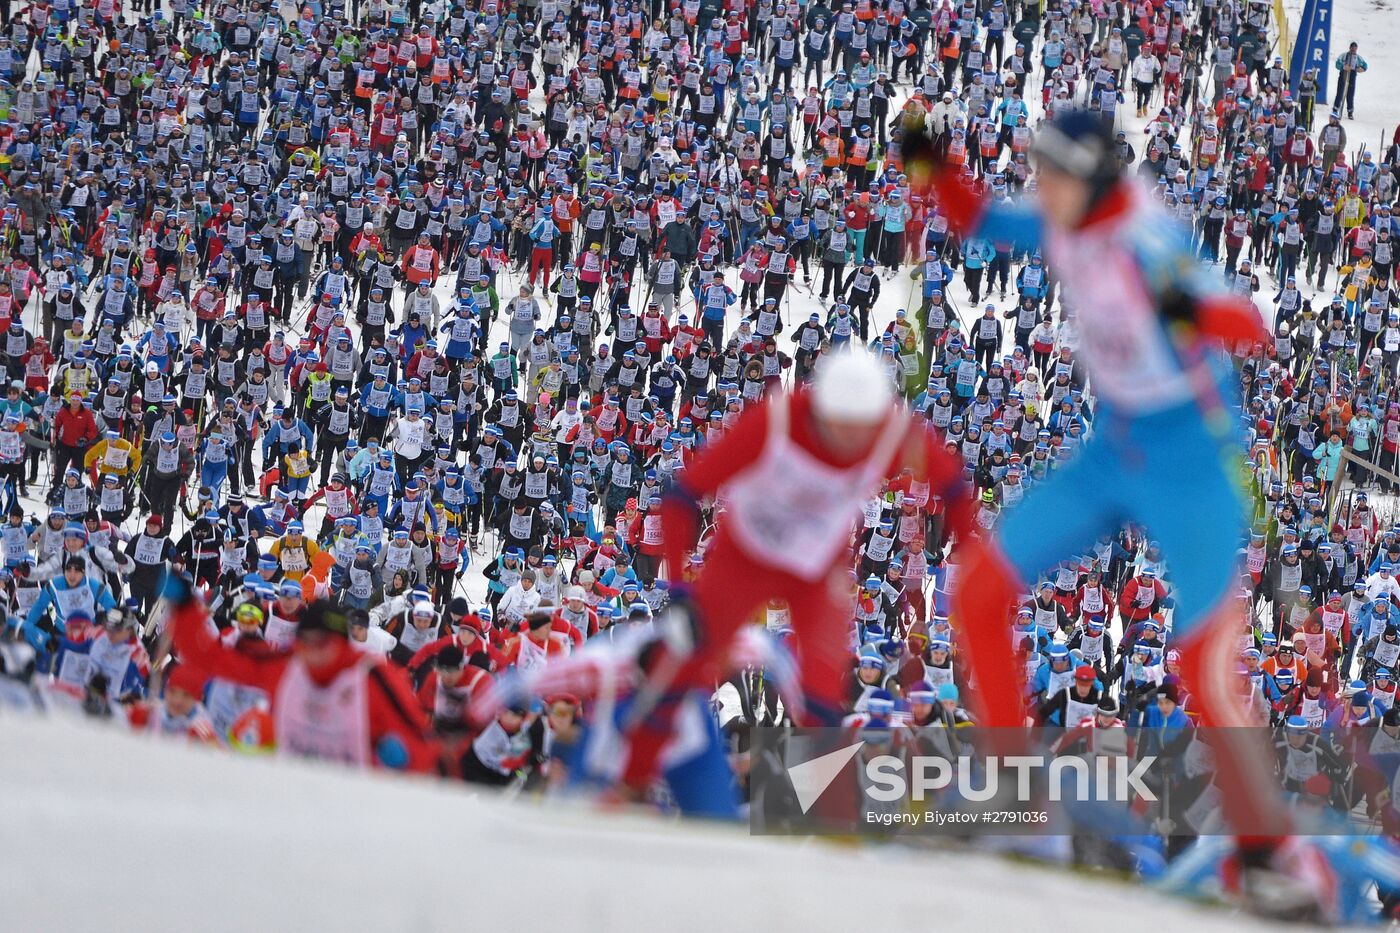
{"left": 0, "top": 0, "right": 1398, "bottom": 875}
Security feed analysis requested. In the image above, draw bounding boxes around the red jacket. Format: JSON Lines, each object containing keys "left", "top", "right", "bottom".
{"left": 661, "top": 390, "right": 971, "bottom": 573}
{"left": 54, "top": 403, "right": 99, "bottom": 447}
{"left": 638, "top": 311, "right": 672, "bottom": 354}
{"left": 171, "top": 598, "right": 439, "bottom": 772}
{"left": 1074, "top": 582, "right": 1113, "bottom": 620}
{"left": 842, "top": 201, "right": 871, "bottom": 231}
{"left": 401, "top": 244, "right": 441, "bottom": 285}
{"left": 407, "top": 629, "right": 490, "bottom": 675}
{"left": 415, "top": 665, "right": 493, "bottom": 725}
{"left": 496, "top": 630, "right": 572, "bottom": 669}
{"left": 1118, "top": 577, "right": 1168, "bottom": 622}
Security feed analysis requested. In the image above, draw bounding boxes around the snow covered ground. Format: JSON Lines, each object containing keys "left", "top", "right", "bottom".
{"left": 1, "top": 714, "right": 1289, "bottom": 933}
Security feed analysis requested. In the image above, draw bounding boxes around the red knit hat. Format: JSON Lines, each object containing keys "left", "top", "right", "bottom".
{"left": 166, "top": 665, "right": 207, "bottom": 698}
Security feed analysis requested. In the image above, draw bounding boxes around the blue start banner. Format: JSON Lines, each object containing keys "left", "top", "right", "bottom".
{"left": 1289, "top": 0, "right": 1334, "bottom": 105}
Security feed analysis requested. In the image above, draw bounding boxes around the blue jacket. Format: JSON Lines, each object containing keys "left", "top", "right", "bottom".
{"left": 1312, "top": 437, "right": 1344, "bottom": 481}
{"left": 262, "top": 416, "right": 314, "bottom": 460}
{"left": 1132, "top": 700, "right": 1191, "bottom": 734}
{"left": 961, "top": 238, "right": 995, "bottom": 269}
{"left": 358, "top": 380, "right": 402, "bottom": 418}
{"left": 20, "top": 576, "right": 117, "bottom": 655}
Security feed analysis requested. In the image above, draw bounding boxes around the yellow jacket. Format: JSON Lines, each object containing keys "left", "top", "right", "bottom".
{"left": 84, "top": 437, "right": 141, "bottom": 477}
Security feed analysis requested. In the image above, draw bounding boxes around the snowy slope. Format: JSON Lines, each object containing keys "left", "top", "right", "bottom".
{"left": 0, "top": 714, "right": 1289, "bottom": 933}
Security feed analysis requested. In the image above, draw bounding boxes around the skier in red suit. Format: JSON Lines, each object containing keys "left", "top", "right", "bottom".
{"left": 170, "top": 584, "right": 440, "bottom": 772}
{"left": 621, "top": 349, "right": 971, "bottom": 792}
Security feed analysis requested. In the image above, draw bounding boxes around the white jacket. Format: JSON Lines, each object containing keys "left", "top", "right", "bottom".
{"left": 1130, "top": 54, "right": 1161, "bottom": 84}
{"left": 1364, "top": 573, "right": 1400, "bottom": 605}
{"left": 928, "top": 100, "right": 964, "bottom": 136}
{"left": 498, "top": 582, "right": 543, "bottom": 626}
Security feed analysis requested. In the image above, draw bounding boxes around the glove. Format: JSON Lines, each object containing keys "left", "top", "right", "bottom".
{"left": 376, "top": 734, "right": 409, "bottom": 770}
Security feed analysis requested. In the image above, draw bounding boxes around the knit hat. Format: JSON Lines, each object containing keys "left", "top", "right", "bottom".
{"left": 297, "top": 600, "right": 348, "bottom": 637}
{"left": 166, "top": 665, "right": 208, "bottom": 698}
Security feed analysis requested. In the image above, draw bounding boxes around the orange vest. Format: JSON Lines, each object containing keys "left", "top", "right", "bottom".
{"left": 822, "top": 135, "right": 844, "bottom": 167}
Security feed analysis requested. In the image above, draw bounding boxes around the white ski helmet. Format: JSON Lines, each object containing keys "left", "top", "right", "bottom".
{"left": 812, "top": 348, "right": 893, "bottom": 424}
